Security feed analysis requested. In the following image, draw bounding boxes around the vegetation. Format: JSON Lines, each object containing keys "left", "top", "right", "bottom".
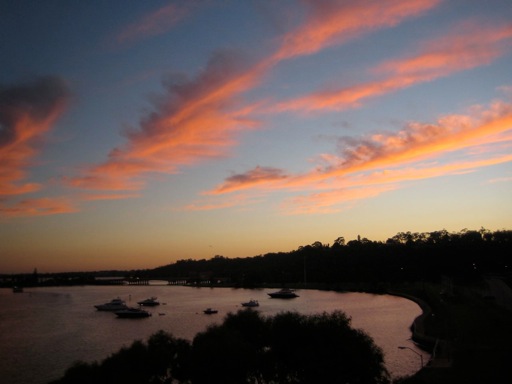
{"left": 3, "top": 228, "right": 510, "bottom": 289}
{"left": 147, "top": 228, "right": 511, "bottom": 288}
{"left": 49, "top": 310, "right": 389, "bottom": 384}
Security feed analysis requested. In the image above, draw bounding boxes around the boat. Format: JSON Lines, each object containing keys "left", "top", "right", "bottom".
{"left": 137, "top": 297, "right": 160, "bottom": 306}
{"left": 267, "top": 288, "right": 299, "bottom": 299}
{"left": 94, "top": 298, "right": 128, "bottom": 311}
{"left": 203, "top": 308, "right": 218, "bottom": 314}
{"left": 241, "top": 299, "right": 259, "bottom": 307}
{"left": 115, "top": 307, "right": 151, "bottom": 318}
{"left": 12, "top": 286, "right": 23, "bottom": 293}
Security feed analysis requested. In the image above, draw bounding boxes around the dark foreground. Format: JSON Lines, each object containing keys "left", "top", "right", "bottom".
{"left": 393, "top": 279, "right": 512, "bottom": 384}
{"left": 49, "top": 310, "right": 390, "bottom": 384}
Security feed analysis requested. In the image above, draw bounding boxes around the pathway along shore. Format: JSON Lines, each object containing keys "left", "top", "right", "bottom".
{"left": 387, "top": 290, "right": 452, "bottom": 369}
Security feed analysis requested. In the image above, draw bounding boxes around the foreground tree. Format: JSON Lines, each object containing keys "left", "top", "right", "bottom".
{"left": 266, "top": 311, "right": 388, "bottom": 383}
{"left": 51, "top": 310, "right": 389, "bottom": 384}
{"left": 50, "top": 331, "right": 191, "bottom": 384}
{"left": 191, "top": 310, "right": 389, "bottom": 384}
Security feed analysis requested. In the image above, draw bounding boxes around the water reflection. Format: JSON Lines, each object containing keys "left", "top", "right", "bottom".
{"left": 0, "top": 286, "right": 429, "bottom": 383}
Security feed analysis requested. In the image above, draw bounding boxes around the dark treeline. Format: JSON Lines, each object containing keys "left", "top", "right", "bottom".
{"left": 3, "top": 228, "right": 510, "bottom": 289}
{"left": 50, "top": 309, "right": 389, "bottom": 384}
{"left": 148, "top": 228, "right": 512, "bottom": 288}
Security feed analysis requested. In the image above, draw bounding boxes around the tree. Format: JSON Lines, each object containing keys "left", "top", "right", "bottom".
{"left": 190, "top": 310, "right": 389, "bottom": 384}
{"left": 266, "top": 311, "right": 389, "bottom": 383}
{"left": 333, "top": 236, "right": 345, "bottom": 247}
{"left": 191, "top": 310, "right": 265, "bottom": 384}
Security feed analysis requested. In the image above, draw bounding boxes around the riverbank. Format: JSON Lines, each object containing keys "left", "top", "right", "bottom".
{"left": 388, "top": 279, "right": 512, "bottom": 384}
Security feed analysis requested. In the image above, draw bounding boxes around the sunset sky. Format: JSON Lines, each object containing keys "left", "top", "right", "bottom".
{"left": 1, "top": 0, "right": 512, "bottom": 273}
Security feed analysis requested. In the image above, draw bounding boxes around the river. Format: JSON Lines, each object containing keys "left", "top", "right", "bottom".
{"left": 0, "top": 284, "right": 429, "bottom": 383}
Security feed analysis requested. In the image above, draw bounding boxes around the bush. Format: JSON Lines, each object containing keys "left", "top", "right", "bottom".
{"left": 51, "top": 310, "right": 389, "bottom": 384}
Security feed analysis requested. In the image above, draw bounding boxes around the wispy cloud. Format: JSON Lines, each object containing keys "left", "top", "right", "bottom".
{"left": 69, "top": 50, "right": 264, "bottom": 192}
{"left": 0, "top": 197, "right": 78, "bottom": 218}
{"left": 207, "top": 166, "right": 289, "bottom": 195}
{"left": 273, "top": 0, "right": 440, "bottom": 61}
{"left": 114, "top": 2, "right": 195, "bottom": 45}
{"left": 280, "top": 153, "right": 512, "bottom": 214}
{"left": 487, "top": 176, "right": 512, "bottom": 184}
{"left": 319, "top": 100, "right": 512, "bottom": 177}
{"left": 81, "top": 193, "right": 142, "bottom": 201}
{"left": 70, "top": 0, "right": 441, "bottom": 198}
{"left": 182, "top": 193, "right": 263, "bottom": 212}
{"left": 274, "top": 21, "right": 512, "bottom": 112}
{"left": 207, "top": 98, "right": 512, "bottom": 213}
{"left": 0, "top": 76, "right": 69, "bottom": 197}
{"left": 280, "top": 184, "right": 399, "bottom": 215}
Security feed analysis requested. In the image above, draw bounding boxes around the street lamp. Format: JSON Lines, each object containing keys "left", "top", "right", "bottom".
{"left": 398, "top": 346, "right": 424, "bottom": 368}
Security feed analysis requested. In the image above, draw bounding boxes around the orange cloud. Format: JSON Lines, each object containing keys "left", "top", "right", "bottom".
{"left": 207, "top": 99, "right": 512, "bottom": 206}
{"left": 280, "top": 184, "right": 399, "bottom": 215}
{"left": 0, "top": 77, "right": 69, "bottom": 197}
{"left": 72, "top": 0, "right": 441, "bottom": 198}
{"left": 115, "top": 2, "right": 194, "bottom": 45}
{"left": 279, "top": 153, "right": 512, "bottom": 214}
{"left": 374, "top": 22, "right": 512, "bottom": 79}
{"left": 69, "top": 51, "right": 265, "bottom": 193}
{"left": 275, "top": 22, "right": 512, "bottom": 112}
{"left": 273, "top": 0, "right": 440, "bottom": 61}
{"left": 182, "top": 193, "right": 263, "bottom": 212}
{"left": 343, "top": 153, "right": 512, "bottom": 188}
{"left": 297, "top": 100, "right": 512, "bottom": 186}
{"left": 81, "top": 193, "right": 142, "bottom": 201}
{"left": 208, "top": 166, "right": 289, "bottom": 195}
{"left": 340, "top": 104, "right": 506, "bottom": 181}
{"left": 0, "top": 197, "right": 78, "bottom": 218}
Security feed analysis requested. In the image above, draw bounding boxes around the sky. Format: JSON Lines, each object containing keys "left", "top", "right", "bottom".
{"left": 1, "top": 0, "right": 512, "bottom": 273}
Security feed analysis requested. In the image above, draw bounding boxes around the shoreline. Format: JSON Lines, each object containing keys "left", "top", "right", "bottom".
{"left": 386, "top": 290, "right": 437, "bottom": 351}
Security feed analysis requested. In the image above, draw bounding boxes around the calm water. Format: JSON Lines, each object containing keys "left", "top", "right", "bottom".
{"left": 0, "top": 285, "right": 429, "bottom": 383}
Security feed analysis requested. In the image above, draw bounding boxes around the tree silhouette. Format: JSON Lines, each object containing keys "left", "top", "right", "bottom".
{"left": 51, "top": 310, "right": 389, "bottom": 384}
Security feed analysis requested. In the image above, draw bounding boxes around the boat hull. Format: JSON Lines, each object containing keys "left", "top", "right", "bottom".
{"left": 115, "top": 308, "right": 151, "bottom": 318}
{"left": 267, "top": 289, "right": 299, "bottom": 299}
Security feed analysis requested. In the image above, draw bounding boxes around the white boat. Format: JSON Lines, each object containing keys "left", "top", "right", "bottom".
{"left": 203, "top": 308, "right": 218, "bottom": 314}
{"left": 115, "top": 307, "right": 151, "bottom": 318}
{"left": 241, "top": 299, "right": 259, "bottom": 307}
{"left": 94, "top": 298, "right": 128, "bottom": 311}
{"left": 267, "top": 288, "right": 299, "bottom": 299}
{"left": 137, "top": 297, "right": 160, "bottom": 306}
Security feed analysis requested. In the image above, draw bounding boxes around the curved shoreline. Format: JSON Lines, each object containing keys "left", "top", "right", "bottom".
{"left": 386, "top": 290, "right": 437, "bottom": 351}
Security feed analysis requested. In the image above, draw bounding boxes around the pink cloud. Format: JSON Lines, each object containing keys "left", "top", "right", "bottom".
{"left": 71, "top": 0, "right": 441, "bottom": 198}
{"left": 279, "top": 153, "right": 512, "bottom": 214}
{"left": 81, "top": 193, "right": 142, "bottom": 201}
{"left": 0, "top": 76, "right": 69, "bottom": 197}
{"left": 304, "top": 100, "right": 512, "bottom": 181}
{"left": 115, "top": 2, "right": 194, "bottom": 45}
{"left": 0, "top": 197, "right": 78, "bottom": 218}
{"left": 182, "top": 193, "right": 263, "bottom": 212}
{"left": 206, "top": 99, "right": 512, "bottom": 213}
{"left": 274, "top": 22, "right": 512, "bottom": 112}
{"left": 69, "top": 51, "right": 265, "bottom": 192}
{"left": 208, "top": 166, "right": 289, "bottom": 195}
{"left": 280, "top": 184, "right": 399, "bottom": 215}
{"left": 273, "top": 0, "right": 440, "bottom": 61}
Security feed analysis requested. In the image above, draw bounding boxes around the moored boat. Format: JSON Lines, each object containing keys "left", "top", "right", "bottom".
{"left": 94, "top": 298, "right": 128, "bottom": 311}
{"left": 115, "top": 307, "right": 151, "bottom": 318}
{"left": 241, "top": 299, "right": 259, "bottom": 307}
{"left": 203, "top": 308, "right": 218, "bottom": 314}
{"left": 267, "top": 288, "right": 299, "bottom": 299}
{"left": 137, "top": 297, "right": 160, "bottom": 306}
